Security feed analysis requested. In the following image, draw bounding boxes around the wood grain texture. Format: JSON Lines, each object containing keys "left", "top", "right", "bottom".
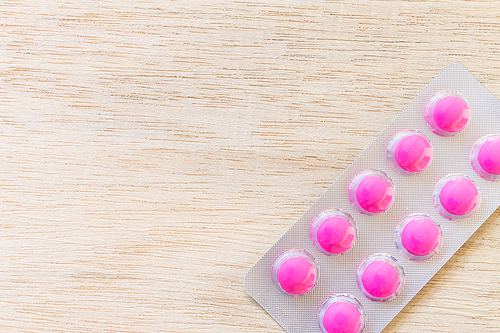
{"left": 1, "top": 1, "right": 500, "bottom": 332}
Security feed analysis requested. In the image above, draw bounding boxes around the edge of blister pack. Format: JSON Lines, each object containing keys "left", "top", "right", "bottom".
{"left": 244, "top": 63, "right": 500, "bottom": 333}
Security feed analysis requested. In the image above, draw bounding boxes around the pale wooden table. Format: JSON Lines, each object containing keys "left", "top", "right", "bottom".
{"left": 1, "top": 1, "right": 500, "bottom": 332}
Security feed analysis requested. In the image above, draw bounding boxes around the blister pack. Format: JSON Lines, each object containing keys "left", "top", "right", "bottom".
{"left": 244, "top": 63, "right": 500, "bottom": 333}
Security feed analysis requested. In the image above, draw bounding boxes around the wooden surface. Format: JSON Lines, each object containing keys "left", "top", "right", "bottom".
{"left": 1, "top": 1, "right": 500, "bottom": 332}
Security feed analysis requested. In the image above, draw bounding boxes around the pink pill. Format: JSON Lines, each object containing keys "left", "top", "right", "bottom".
{"left": 271, "top": 250, "right": 318, "bottom": 296}
{"left": 349, "top": 170, "right": 395, "bottom": 215}
{"left": 471, "top": 136, "right": 500, "bottom": 181}
{"left": 318, "top": 295, "right": 366, "bottom": 333}
{"left": 424, "top": 92, "right": 470, "bottom": 137}
{"left": 310, "top": 210, "right": 356, "bottom": 256}
{"left": 357, "top": 254, "right": 404, "bottom": 302}
{"left": 395, "top": 215, "right": 442, "bottom": 261}
{"left": 434, "top": 175, "right": 481, "bottom": 220}
{"left": 387, "top": 130, "right": 433, "bottom": 175}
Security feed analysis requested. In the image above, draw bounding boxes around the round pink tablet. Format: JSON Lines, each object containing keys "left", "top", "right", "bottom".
{"left": 424, "top": 92, "right": 470, "bottom": 137}
{"left": 310, "top": 210, "right": 356, "bottom": 256}
{"left": 387, "top": 130, "right": 433, "bottom": 175}
{"left": 349, "top": 170, "right": 395, "bottom": 215}
{"left": 357, "top": 254, "right": 404, "bottom": 302}
{"left": 434, "top": 175, "right": 480, "bottom": 220}
{"left": 271, "top": 250, "right": 318, "bottom": 296}
{"left": 318, "top": 295, "right": 366, "bottom": 333}
{"left": 471, "top": 136, "right": 500, "bottom": 181}
{"left": 395, "top": 215, "right": 442, "bottom": 261}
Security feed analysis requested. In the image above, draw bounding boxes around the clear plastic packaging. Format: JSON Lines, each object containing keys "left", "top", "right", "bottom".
{"left": 471, "top": 135, "right": 500, "bottom": 181}
{"left": 356, "top": 254, "right": 405, "bottom": 302}
{"left": 318, "top": 295, "right": 366, "bottom": 333}
{"left": 310, "top": 210, "right": 357, "bottom": 256}
{"left": 424, "top": 91, "right": 470, "bottom": 137}
{"left": 433, "top": 174, "right": 481, "bottom": 221}
{"left": 395, "top": 214, "right": 443, "bottom": 261}
{"left": 271, "top": 249, "right": 318, "bottom": 296}
{"left": 244, "top": 64, "right": 500, "bottom": 333}
{"left": 387, "top": 130, "right": 433, "bottom": 175}
{"left": 348, "top": 170, "right": 395, "bottom": 215}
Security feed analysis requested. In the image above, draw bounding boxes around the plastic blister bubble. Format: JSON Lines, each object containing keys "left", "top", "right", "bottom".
{"left": 471, "top": 135, "right": 500, "bottom": 181}
{"left": 356, "top": 254, "right": 405, "bottom": 302}
{"left": 318, "top": 294, "right": 366, "bottom": 333}
{"left": 348, "top": 170, "right": 395, "bottom": 215}
{"left": 433, "top": 174, "right": 481, "bottom": 221}
{"left": 387, "top": 130, "right": 433, "bottom": 175}
{"left": 310, "top": 210, "right": 357, "bottom": 256}
{"left": 395, "top": 214, "right": 443, "bottom": 261}
{"left": 424, "top": 91, "right": 470, "bottom": 137}
{"left": 271, "top": 249, "right": 319, "bottom": 296}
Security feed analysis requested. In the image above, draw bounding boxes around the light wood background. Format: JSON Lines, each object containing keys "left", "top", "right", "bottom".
{"left": 1, "top": 1, "right": 500, "bottom": 332}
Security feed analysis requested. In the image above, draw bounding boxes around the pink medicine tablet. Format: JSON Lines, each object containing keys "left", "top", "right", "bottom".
{"left": 395, "top": 215, "right": 442, "bottom": 261}
{"left": 349, "top": 170, "right": 395, "bottom": 215}
{"left": 271, "top": 250, "right": 318, "bottom": 296}
{"left": 357, "top": 254, "right": 404, "bottom": 302}
{"left": 310, "top": 210, "right": 356, "bottom": 256}
{"left": 424, "top": 91, "right": 470, "bottom": 137}
{"left": 318, "top": 295, "right": 366, "bottom": 333}
{"left": 387, "top": 130, "right": 433, "bottom": 175}
{"left": 471, "top": 135, "right": 500, "bottom": 181}
{"left": 434, "top": 175, "right": 481, "bottom": 220}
